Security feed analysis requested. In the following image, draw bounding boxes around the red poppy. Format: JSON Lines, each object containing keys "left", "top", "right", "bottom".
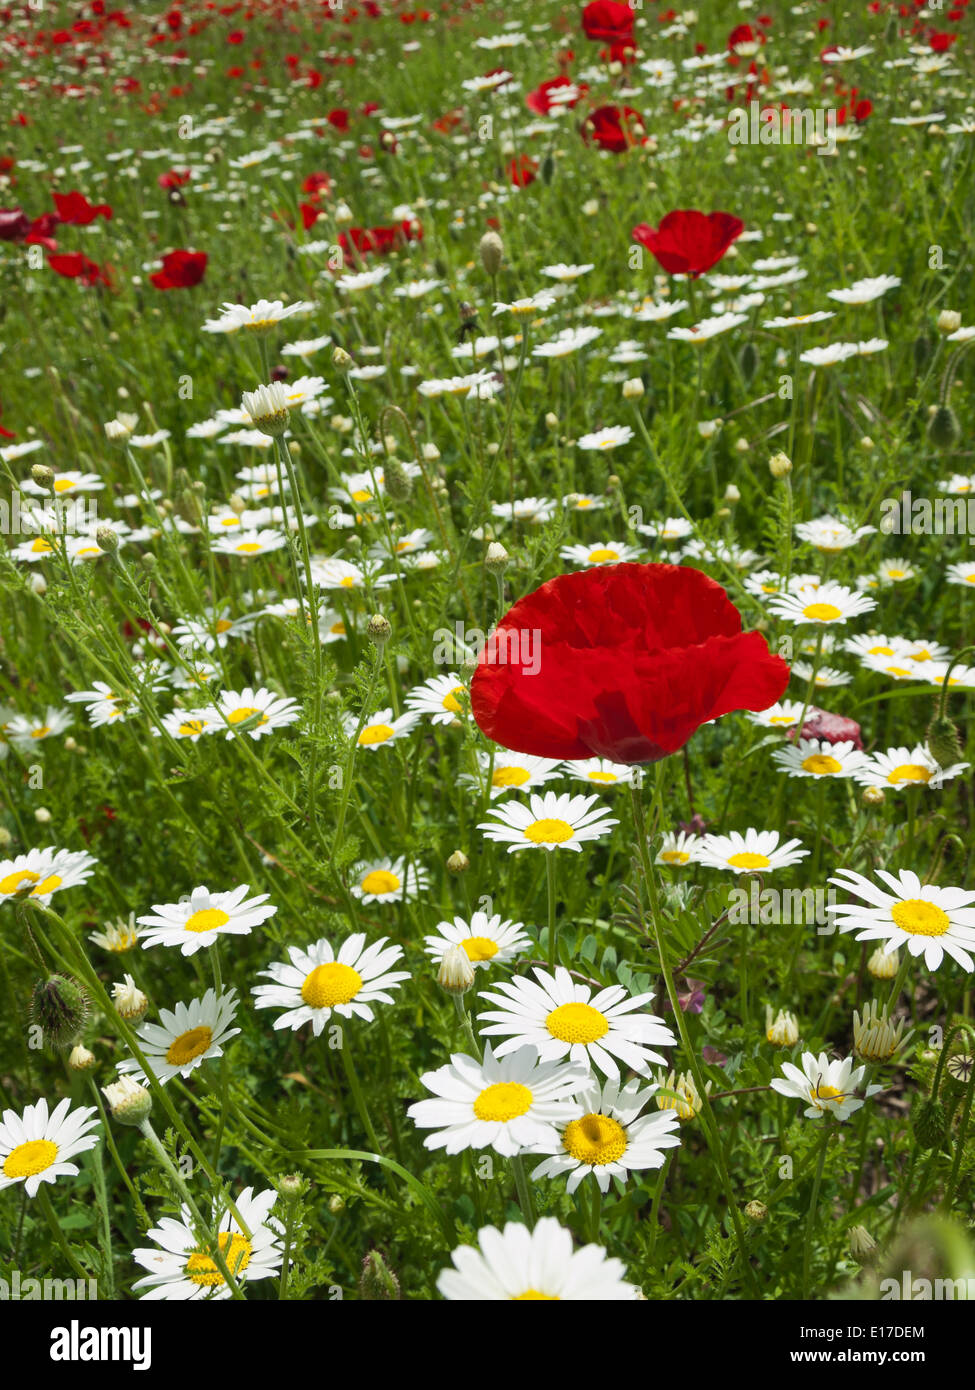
{"left": 52, "top": 191, "right": 113, "bottom": 225}
{"left": 632, "top": 209, "right": 744, "bottom": 277}
{"left": 158, "top": 169, "right": 191, "bottom": 189}
{"left": 581, "top": 0, "right": 634, "bottom": 45}
{"left": 149, "top": 249, "right": 208, "bottom": 290}
{"left": 0, "top": 207, "right": 31, "bottom": 241}
{"left": 508, "top": 154, "right": 538, "bottom": 187}
{"left": 470, "top": 563, "right": 789, "bottom": 764}
{"left": 47, "top": 252, "right": 112, "bottom": 287}
{"left": 581, "top": 104, "right": 645, "bottom": 152}
{"left": 526, "top": 75, "right": 588, "bottom": 115}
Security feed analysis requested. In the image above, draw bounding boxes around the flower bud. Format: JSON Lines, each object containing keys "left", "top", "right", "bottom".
{"left": 862, "top": 785, "right": 885, "bottom": 807}
{"left": 367, "top": 613, "right": 391, "bottom": 650}
{"left": 765, "top": 1006, "right": 799, "bottom": 1047}
{"left": 853, "top": 1000, "right": 908, "bottom": 1062}
{"left": 485, "top": 541, "right": 509, "bottom": 574}
{"left": 102, "top": 1075, "right": 153, "bottom": 1127}
{"left": 68, "top": 1043, "right": 96, "bottom": 1071}
{"left": 277, "top": 1172, "right": 308, "bottom": 1203}
{"left": 112, "top": 973, "right": 148, "bottom": 1022}
{"left": 383, "top": 455, "right": 412, "bottom": 502}
{"left": 31, "top": 464, "right": 54, "bottom": 492}
{"left": 912, "top": 1095, "right": 947, "bottom": 1150}
{"left": 937, "top": 310, "right": 962, "bottom": 335}
{"left": 359, "top": 1250, "right": 400, "bottom": 1300}
{"left": 848, "top": 1224, "right": 878, "bottom": 1265}
{"left": 437, "top": 944, "right": 475, "bottom": 997}
{"left": 927, "top": 711, "right": 963, "bottom": 769}
{"left": 332, "top": 346, "right": 352, "bottom": 371}
{"left": 479, "top": 230, "right": 503, "bottom": 277}
{"left": 31, "top": 973, "right": 90, "bottom": 1049}
{"left": 744, "top": 1200, "right": 768, "bottom": 1223}
{"left": 768, "top": 451, "right": 792, "bottom": 479}
{"left": 95, "top": 524, "right": 120, "bottom": 553}
{"left": 446, "top": 850, "right": 470, "bottom": 874}
{"left": 928, "top": 404, "right": 960, "bottom": 451}
{"left": 867, "top": 945, "right": 898, "bottom": 980}
{"left": 622, "top": 377, "right": 644, "bottom": 400}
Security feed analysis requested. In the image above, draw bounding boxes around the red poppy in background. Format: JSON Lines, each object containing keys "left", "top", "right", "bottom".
{"left": 582, "top": 104, "right": 645, "bottom": 152}
{"left": 158, "top": 169, "right": 191, "bottom": 189}
{"left": 0, "top": 206, "right": 31, "bottom": 240}
{"left": 149, "top": 249, "right": 207, "bottom": 290}
{"left": 508, "top": 154, "right": 539, "bottom": 187}
{"left": 632, "top": 209, "right": 744, "bottom": 277}
{"left": 470, "top": 564, "right": 789, "bottom": 764}
{"left": 581, "top": 0, "right": 634, "bottom": 46}
{"left": 52, "top": 190, "right": 113, "bottom": 225}
{"left": 47, "top": 251, "right": 112, "bottom": 287}
{"left": 526, "top": 75, "right": 588, "bottom": 115}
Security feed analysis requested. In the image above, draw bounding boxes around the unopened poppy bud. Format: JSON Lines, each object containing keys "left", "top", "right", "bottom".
{"left": 437, "top": 944, "right": 475, "bottom": 997}
{"left": 744, "top": 1200, "right": 768, "bottom": 1223}
{"left": 446, "top": 850, "right": 470, "bottom": 874}
{"left": 68, "top": 1043, "right": 96, "bottom": 1072}
{"left": 622, "top": 377, "right": 644, "bottom": 400}
{"left": 112, "top": 974, "right": 148, "bottom": 1022}
{"left": 848, "top": 1225, "right": 878, "bottom": 1264}
{"left": 912, "top": 1095, "right": 947, "bottom": 1150}
{"left": 738, "top": 341, "right": 759, "bottom": 383}
{"left": 31, "top": 974, "right": 90, "bottom": 1049}
{"left": 867, "top": 945, "right": 898, "bottom": 980}
{"left": 367, "top": 613, "right": 391, "bottom": 650}
{"left": 937, "top": 309, "right": 962, "bottom": 335}
{"left": 479, "top": 230, "right": 504, "bottom": 276}
{"left": 383, "top": 455, "right": 412, "bottom": 502}
{"left": 31, "top": 464, "right": 54, "bottom": 492}
{"left": 928, "top": 404, "right": 960, "bottom": 451}
{"left": 359, "top": 1250, "right": 400, "bottom": 1300}
{"left": 485, "top": 541, "right": 509, "bottom": 573}
{"left": 768, "top": 451, "right": 792, "bottom": 479}
{"left": 927, "top": 711, "right": 963, "bottom": 768}
{"left": 102, "top": 1076, "right": 153, "bottom": 1128}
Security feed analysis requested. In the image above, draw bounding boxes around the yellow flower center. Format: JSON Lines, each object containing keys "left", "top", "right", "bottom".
{"left": 165, "top": 1025, "right": 214, "bottom": 1067}
{"left": 769, "top": 714, "right": 793, "bottom": 724}
{"left": 660, "top": 849, "right": 690, "bottom": 864}
{"left": 546, "top": 1002, "right": 609, "bottom": 1044}
{"left": 0, "top": 869, "right": 40, "bottom": 895}
{"left": 473, "top": 1081, "right": 533, "bottom": 1122}
{"left": 184, "top": 908, "right": 230, "bottom": 935}
{"left": 588, "top": 548, "right": 619, "bottom": 564}
{"left": 215, "top": 619, "right": 233, "bottom": 633}
{"left": 185, "top": 1232, "right": 252, "bottom": 1287}
{"left": 586, "top": 770, "right": 617, "bottom": 783}
{"left": 53, "top": 478, "right": 76, "bottom": 494}
{"left": 801, "top": 754, "right": 842, "bottom": 775}
{"left": 236, "top": 542, "right": 262, "bottom": 553}
{"left": 4, "top": 1138, "right": 58, "bottom": 1179}
{"left": 492, "top": 766, "right": 530, "bottom": 787}
{"left": 359, "top": 723, "right": 394, "bottom": 745}
{"left": 562, "top": 1112, "right": 627, "bottom": 1166}
{"left": 512, "top": 1289, "right": 560, "bottom": 1300}
{"left": 868, "top": 644, "right": 894, "bottom": 656}
{"left": 31, "top": 726, "right": 51, "bottom": 739}
{"left": 887, "top": 764, "right": 931, "bottom": 785}
{"left": 351, "top": 489, "right": 372, "bottom": 503}
{"left": 300, "top": 962, "right": 363, "bottom": 1008}
{"left": 31, "top": 875, "right": 61, "bottom": 896}
{"left": 178, "top": 720, "right": 208, "bottom": 737}
{"left": 524, "top": 818, "right": 574, "bottom": 845}
{"left": 802, "top": 602, "right": 842, "bottom": 622}
{"left": 441, "top": 688, "right": 465, "bottom": 714}
{"left": 360, "top": 869, "right": 400, "bottom": 896}
{"left": 31, "top": 538, "right": 54, "bottom": 553}
{"left": 461, "top": 936, "right": 499, "bottom": 962}
{"left": 339, "top": 576, "right": 357, "bottom": 588}
{"left": 727, "top": 851, "right": 771, "bottom": 870}
{"left": 891, "top": 899, "right": 950, "bottom": 937}
{"left": 810, "top": 1083, "right": 842, "bottom": 1103}
{"left": 329, "top": 622, "right": 346, "bottom": 635}
{"left": 227, "top": 707, "right": 268, "bottom": 726}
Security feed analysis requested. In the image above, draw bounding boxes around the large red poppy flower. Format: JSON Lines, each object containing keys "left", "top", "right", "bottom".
{"left": 581, "top": 0, "right": 634, "bottom": 45}
{"left": 631, "top": 209, "right": 744, "bottom": 278}
{"left": 470, "top": 563, "right": 789, "bottom": 764}
{"left": 149, "top": 249, "right": 208, "bottom": 290}
{"left": 52, "top": 191, "right": 113, "bottom": 225}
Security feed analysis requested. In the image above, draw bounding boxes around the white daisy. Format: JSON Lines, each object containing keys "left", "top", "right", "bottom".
{"left": 404, "top": 674, "right": 469, "bottom": 725}
{"left": 561, "top": 757, "right": 638, "bottom": 789}
{"left": 478, "top": 791, "right": 618, "bottom": 852}
{"left": 855, "top": 745, "right": 969, "bottom": 792}
{"left": 575, "top": 426, "right": 634, "bottom": 452}
{"left": 826, "top": 274, "right": 900, "bottom": 305}
{"left": 772, "top": 738, "right": 869, "bottom": 780}
{"left": 132, "top": 1187, "right": 283, "bottom": 1300}
{"left": 656, "top": 831, "right": 700, "bottom": 867}
{"left": 744, "top": 699, "right": 808, "bottom": 729}
{"left": 436, "top": 1216, "right": 639, "bottom": 1300}
{"left": 118, "top": 988, "right": 240, "bottom": 1084}
{"left": 560, "top": 540, "right": 643, "bottom": 567}
{"left": 344, "top": 707, "right": 420, "bottom": 749}
{"left": 827, "top": 868, "right": 975, "bottom": 972}
{"left": 467, "top": 752, "right": 564, "bottom": 799}
{"left": 210, "top": 687, "right": 302, "bottom": 739}
{"left": 0, "top": 846, "right": 97, "bottom": 905}
{"left": 423, "top": 911, "right": 532, "bottom": 970}
{"left": 770, "top": 1050, "right": 881, "bottom": 1122}
{"left": 477, "top": 965, "right": 676, "bottom": 1080}
{"left": 349, "top": 856, "right": 429, "bottom": 905}
{"left": 694, "top": 828, "right": 809, "bottom": 875}
{"left": 252, "top": 934, "right": 408, "bottom": 1035}
{"left": 137, "top": 884, "right": 277, "bottom": 956}
{"left": 408, "top": 1044, "right": 588, "bottom": 1157}
{"left": 531, "top": 1076, "right": 681, "bottom": 1193}
{"left": 766, "top": 581, "right": 876, "bottom": 626}
{"left": 0, "top": 1098, "right": 99, "bottom": 1198}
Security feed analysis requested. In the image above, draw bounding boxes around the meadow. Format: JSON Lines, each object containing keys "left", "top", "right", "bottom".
{"left": 1, "top": 0, "right": 975, "bottom": 1305}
